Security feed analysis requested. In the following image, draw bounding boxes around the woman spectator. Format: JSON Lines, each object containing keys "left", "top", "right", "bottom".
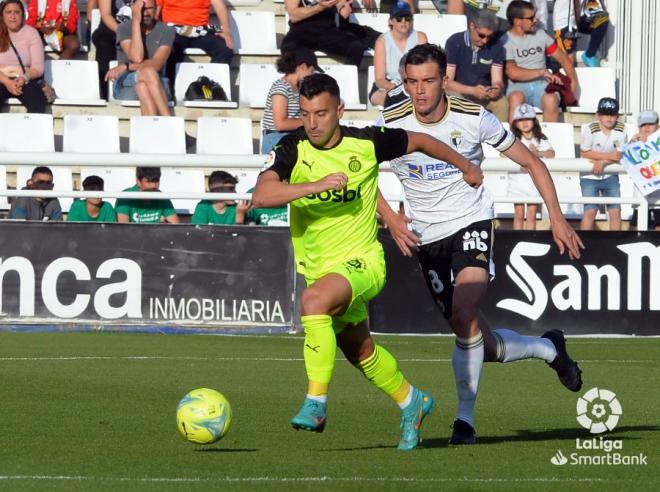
{"left": 0, "top": 0, "right": 47, "bottom": 113}
{"left": 369, "top": 1, "right": 426, "bottom": 107}
{"left": 91, "top": 0, "right": 131, "bottom": 98}
{"left": 26, "top": 0, "right": 80, "bottom": 60}
{"left": 261, "top": 49, "right": 319, "bottom": 154}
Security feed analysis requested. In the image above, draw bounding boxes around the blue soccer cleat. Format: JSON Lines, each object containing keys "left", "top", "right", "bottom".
{"left": 290, "top": 398, "right": 327, "bottom": 433}
{"left": 398, "top": 389, "right": 435, "bottom": 450}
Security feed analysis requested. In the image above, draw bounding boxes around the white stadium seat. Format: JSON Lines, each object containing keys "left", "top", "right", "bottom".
{"left": 235, "top": 169, "right": 260, "bottom": 194}
{"left": 0, "top": 166, "right": 7, "bottom": 210}
{"left": 552, "top": 172, "right": 584, "bottom": 219}
{"left": 45, "top": 60, "right": 106, "bottom": 106}
{"left": 483, "top": 172, "right": 513, "bottom": 217}
{"left": 340, "top": 119, "right": 374, "bottom": 128}
{"left": 63, "top": 115, "right": 120, "bottom": 153}
{"left": 229, "top": 11, "right": 279, "bottom": 55}
{"left": 174, "top": 63, "right": 237, "bottom": 108}
{"left": 16, "top": 166, "right": 73, "bottom": 212}
{"left": 196, "top": 117, "right": 254, "bottom": 155}
{"left": 540, "top": 122, "right": 576, "bottom": 158}
{"left": 0, "top": 113, "right": 54, "bottom": 152}
{"left": 319, "top": 64, "right": 366, "bottom": 110}
{"left": 350, "top": 13, "right": 390, "bottom": 34}
{"left": 238, "top": 63, "right": 280, "bottom": 108}
{"left": 566, "top": 67, "right": 616, "bottom": 114}
{"left": 80, "top": 167, "right": 136, "bottom": 207}
{"left": 378, "top": 170, "right": 405, "bottom": 212}
{"left": 160, "top": 169, "right": 206, "bottom": 214}
{"left": 129, "top": 116, "right": 186, "bottom": 154}
{"left": 412, "top": 14, "right": 467, "bottom": 48}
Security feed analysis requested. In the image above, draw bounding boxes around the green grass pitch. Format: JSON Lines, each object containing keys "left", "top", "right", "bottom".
{"left": 0, "top": 332, "right": 657, "bottom": 491}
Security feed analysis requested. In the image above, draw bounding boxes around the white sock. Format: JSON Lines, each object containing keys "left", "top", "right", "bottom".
{"left": 306, "top": 394, "right": 327, "bottom": 404}
{"left": 398, "top": 385, "right": 414, "bottom": 410}
{"left": 452, "top": 333, "right": 484, "bottom": 427}
{"left": 492, "top": 328, "right": 557, "bottom": 363}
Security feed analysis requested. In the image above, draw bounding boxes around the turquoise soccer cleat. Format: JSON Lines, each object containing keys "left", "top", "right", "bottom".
{"left": 290, "top": 398, "right": 327, "bottom": 433}
{"left": 398, "top": 389, "right": 435, "bottom": 450}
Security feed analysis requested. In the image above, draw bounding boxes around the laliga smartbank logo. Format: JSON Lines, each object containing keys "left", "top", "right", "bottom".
{"left": 550, "top": 387, "right": 648, "bottom": 466}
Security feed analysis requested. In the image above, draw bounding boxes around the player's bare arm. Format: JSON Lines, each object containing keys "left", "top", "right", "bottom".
{"left": 377, "top": 190, "right": 420, "bottom": 257}
{"left": 503, "top": 140, "right": 585, "bottom": 260}
{"left": 252, "top": 170, "right": 348, "bottom": 208}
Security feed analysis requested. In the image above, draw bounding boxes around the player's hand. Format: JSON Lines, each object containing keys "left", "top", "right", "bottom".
{"left": 462, "top": 163, "right": 483, "bottom": 188}
{"left": 316, "top": 172, "right": 348, "bottom": 192}
{"left": 384, "top": 210, "right": 420, "bottom": 257}
{"left": 550, "top": 217, "right": 584, "bottom": 260}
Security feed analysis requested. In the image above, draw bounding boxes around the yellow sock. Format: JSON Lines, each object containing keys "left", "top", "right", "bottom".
{"left": 358, "top": 344, "right": 412, "bottom": 406}
{"left": 301, "top": 314, "right": 336, "bottom": 396}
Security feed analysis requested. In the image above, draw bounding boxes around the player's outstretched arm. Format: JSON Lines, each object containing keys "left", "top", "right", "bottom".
{"left": 405, "top": 131, "right": 483, "bottom": 188}
{"left": 252, "top": 170, "right": 348, "bottom": 208}
{"left": 377, "top": 189, "right": 421, "bottom": 257}
{"left": 503, "top": 140, "right": 585, "bottom": 260}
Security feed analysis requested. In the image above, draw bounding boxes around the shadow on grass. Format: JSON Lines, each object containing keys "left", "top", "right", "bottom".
{"left": 193, "top": 448, "right": 259, "bottom": 453}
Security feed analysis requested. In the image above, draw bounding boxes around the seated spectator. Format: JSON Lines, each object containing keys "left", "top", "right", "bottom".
{"left": 104, "top": 0, "right": 174, "bottom": 116}
{"left": 115, "top": 166, "right": 179, "bottom": 223}
{"left": 369, "top": 1, "right": 427, "bottom": 107}
{"left": 158, "top": 0, "right": 233, "bottom": 88}
{"left": 336, "top": 0, "right": 381, "bottom": 54}
{"left": 498, "top": 0, "right": 547, "bottom": 30}
{"left": 247, "top": 187, "right": 289, "bottom": 226}
{"left": 67, "top": 175, "right": 117, "bottom": 222}
{"left": 26, "top": 0, "right": 80, "bottom": 60}
{"left": 261, "top": 49, "right": 318, "bottom": 154}
{"left": 191, "top": 171, "right": 252, "bottom": 225}
{"left": 629, "top": 110, "right": 659, "bottom": 231}
{"left": 579, "top": 97, "right": 628, "bottom": 231}
{"left": 0, "top": 0, "right": 47, "bottom": 113}
{"left": 503, "top": 0, "right": 578, "bottom": 123}
{"left": 91, "top": 0, "right": 131, "bottom": 99}
{"left": 576, "top": 0, "right": 609, "bottom": 67}
{"left": 281, "top": 0, "right": 371, "bottom": 67}
{"left": 509, "top": 103, "right": 555, "bottom": 230}
{"left": 445, "top": 8, "right": 506, "bottom": 121}
{"left": 551, "top": 0, "right": 579, "bottom": 63}
{"left": 8, "top": 166, "right": 61, "bottom": 220}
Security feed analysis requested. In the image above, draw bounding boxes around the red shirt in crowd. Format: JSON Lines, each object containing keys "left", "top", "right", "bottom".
{"left": 157, "top": 0, "right": 212, "bottom": 27}
{"left": 26, "top": 0, "right": 79, "bottom": 35}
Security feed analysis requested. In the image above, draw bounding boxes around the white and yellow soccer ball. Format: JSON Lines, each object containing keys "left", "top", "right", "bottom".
{"left": 176, "top": 388, "right": 232, "bottom": 444}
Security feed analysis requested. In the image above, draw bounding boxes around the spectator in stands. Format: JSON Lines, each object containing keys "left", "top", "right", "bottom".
{"left": 551, "top": 0, "right": 580, "bottom": 63}
{"left": 445, "top": 8, "right": 507, "bottom": 121}
{"left": 630, "top": 110, "right": 659, "bottom": 143}
{"left": 498, "top": 0, "right": 547, "bottom": 29}
{"left": 369, "top": 1, "right": 427, "bottom": 107}
{"left": 8, "top": 166, "right": 62, "bottom": 220}
{"left": 158, "top": 0, "right": 233, "bottom": 89}
{"left": 576, "top": 0, "right": 609, "bottom": 67}
{"left": 0, "top": 0, "right": 47, "bottom": 113}
{"left": 191, "top": 171, "right": 253, "bottom": 225}
{"left": 281, "top": 0, "right": 371, "bottom": 67}
{"left": 247, "top": 188, "right": 289, "bottom": 226}
{"left": 509, "top": 103, "right": 555, "bottom": 230}
{"left": 67, "top": 175, "right": 117, "bottom": 222}
{"left": 336, "top": 0, "right": 380, "bottom": 54}
{"left": 92, "top": 0, "right": 131, "bottom": 99}
{"left": 26, "top": 0, "right": 80, "bottom": 60}
{"left": 261, "top": 49, "right": 319, "bottom": 154}
{"left": 579, "top": 96, "right": 628, "bottom": 231}
{"left": 503, "top": 0, "right": 578, "bottom": 123}
{"left": 116, "top": 166, "right": 179, "bottom": 223}
{"left": 105, "top": 0, "right": 174, "bottom": 116}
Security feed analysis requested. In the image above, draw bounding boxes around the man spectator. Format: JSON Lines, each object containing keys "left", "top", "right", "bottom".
{"left": 281, "top": 0, "right": 371, "bottom": 67}
{"left": 8, "top": 166, "right": 62, "bottom": 221}
{"left": 91, "top": 0, "right": 131, "bottom": 99}
{"left": 157, "top": 0, "right": 233, "bottom": 87}
{"left": 115, "top": 167, "right": 179, "bottom": 223}
{"left": 579, "top": 97, "right": 628, "bottom": 231}
{"left": 191, "top": 171, "right": 252, "bottom": 225}
{"left": 445, "top": 9, "right": 508, "bottom": 121}
{"left": 104, "top": 0, "right": 174, "bottom": 116}
{"left": 26, "top": 0, "right": 80, "bottom": 60}
{"left": 67, "top": 175, "right": 117, "bottom": 222}
{"left": 503, "top": 0, "right": 577, "bottom": 123}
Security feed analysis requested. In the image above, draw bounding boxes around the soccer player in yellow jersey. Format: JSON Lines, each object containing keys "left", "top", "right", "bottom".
{"left": 253, "top": 73, "right": 483, "bottom": 450}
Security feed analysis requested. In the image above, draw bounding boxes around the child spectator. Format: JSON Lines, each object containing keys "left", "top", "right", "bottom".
{"left": 191, "top": 171, "right": 253, "bottom": 225}
{"left": 579, "top": 97, "right": 628, "bottom": 230}
{"left": 629, "top": 110, "right": 659, "bottom": 231}
{"left": 116, "top": 166, "right": 179, "bottom": 223}
{"left": 509, "top": 103, "right": 555, "bottom": 230}
{"left": 26, "top": 0, "right": 80, "bottom": 60}
{"left": 67, "top": 175, "right": 117, "bottom": 222}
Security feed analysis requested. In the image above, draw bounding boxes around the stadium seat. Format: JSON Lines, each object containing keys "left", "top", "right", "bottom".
{"left": 89, "top": 8, "right": 101, "bottom": 52}
{"left": 235, "top": 169, "right": 260, "bottom": 194}
{"left": 319, "top": 64, "right": 366, "bottom": 110}
{"left": 229, "top": 11, "right": 279, "bottom": 55}
{"left": 340, "top": 119, "right": 374, "bottom": 128}
{"left": 367, "top": 65, "right": 379, "bottom": 109}
{"left": 0, "top": 166, "right": 8, "bottom": 210}
{"left": 174, "top": 63, "right": 237, "bottom": 108}
{"left": 540, "top": 122, "right": 576, "bottom": 158}
{"left": 129, "top": 116, "right": 186, "bottom": 154}
{"left": 45, "top": 60, "right": 106, "bottom": 106}
{"left": 378, "top": 169, "right": 404, "bottom": 212}
{"left": 350, "top": 12, "right": 390, "bottom": 35}
{"left": 552, "top": 172, "right": 584, "bottom": 219}
{"left": 63, "top": 115, "right": 120, "bottom": 153}
{"left": 160, "top": 168, "right": 206, "bottom": 215}
{"left": 618, "top": 173, "right": 637, "bottom": 221}
{"left": 238, "top": 63, "right": 280, "bottom": 108}
{"left": 483, "top": 172, "right": 513, "bottom": 217}
{"left": 225, "top": 0, "right": 262, "bottom": 5}
{"left": 79, "top": 167, "right": 136, "bottom": 207}
{"left": 0, "top": 113, "right": 54, "bottom": 152}
{"left": 412, "top": 14, "right": 467, "bottom": 48}
{"left": 16, "top": 165, "right": 73, "bottom": 212}
{"left": 197, "top": 117, "right": 254, "bottom": 155}
{"left": 566, "top": 67, "right": 616, "bottom": 114}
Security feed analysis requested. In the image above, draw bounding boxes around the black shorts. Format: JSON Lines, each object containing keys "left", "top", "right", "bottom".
{"left": 417, "top": 219, "right": 494, "bottom": 320}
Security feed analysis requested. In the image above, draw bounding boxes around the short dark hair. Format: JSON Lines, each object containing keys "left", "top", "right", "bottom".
{"left": 299, "top": 73, "right": 340, "bottom": 101}
{"left": 32, "top": 166, "right": 53, "bottom": 179}
{"left": 507, "top": 0, "right": 535, "bottom": 26}
{"left": 404, "top": 44, "right": 448, "bottom": 77}
{"left": 208, "top": 170, "right": 238, "bottom": 188}
{"left": 276, "top": 51, "right": 299, "bottom": 75}
{"left": 471, "top": 8, "right": 498, "bottom": 30}
{"left": 136, "top": 166, "right": 161, "bottom": 182}
{"left": 82, "top": 175, "right": 104, "bottom": 191}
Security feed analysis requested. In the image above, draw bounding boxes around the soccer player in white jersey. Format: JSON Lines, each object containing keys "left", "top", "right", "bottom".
{"left": 376, "top": 43, "right": 585, "bottom": 445}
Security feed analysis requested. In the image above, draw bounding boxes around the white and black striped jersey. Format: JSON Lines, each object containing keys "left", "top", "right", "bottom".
{"left": 376, "top": 94, "right": 515, "bottom": 244}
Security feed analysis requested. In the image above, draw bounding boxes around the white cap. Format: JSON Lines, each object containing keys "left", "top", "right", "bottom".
{"left": 512, "top": 103, "right": 537, "bottom": 121}
{"left": 638, "top": 110, "right": 659, "bottom": 126}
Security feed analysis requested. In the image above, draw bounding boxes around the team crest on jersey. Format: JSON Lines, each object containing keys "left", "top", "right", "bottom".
{"left": 345, "top": 257, "right": 365, "bottom": 272}
{"left": 407, "top": 163, "right": 424, "bottom": 179}
{"left": 265, "top": 150, "right": 276, "bottom": 167}
{"left": 348, "top": 156, "right": 362, "bottom": 173}
{"left": 450, "top": 130, "right": 463, "bottom": 148}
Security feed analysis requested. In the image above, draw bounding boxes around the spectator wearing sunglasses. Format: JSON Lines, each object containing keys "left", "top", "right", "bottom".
{"left": 445, "top": 8, "right": 507, "bottom": 121}
{"left": 8, "top": 166, "right": 62, "bottom": 221}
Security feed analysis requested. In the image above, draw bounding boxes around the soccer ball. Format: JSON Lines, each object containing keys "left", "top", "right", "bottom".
{"left": 176, "top": 388, "right": 232, "bottom": 444}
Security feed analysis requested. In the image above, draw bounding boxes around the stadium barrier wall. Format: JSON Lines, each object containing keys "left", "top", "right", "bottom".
{"left": 0, "top": 223, "right": 657, "bottom": 335}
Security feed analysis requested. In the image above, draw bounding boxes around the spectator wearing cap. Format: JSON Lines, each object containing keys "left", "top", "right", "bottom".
{"left": 369, "top": 1, "right": 427, "bottom": 107}
{"left": 503, "top": 0, "right": 578, "bottom": 123}
{"left": 579, "top": 96, "right": 629, "bottom": 231}
{"left": 630, "top": 110, "right": 659, "bottom": 143}
{"left": 445, "top": 8, "right": 507, "bottom": 121}
{"left": 8, "top": 166, "right": 62, "bottom": 221}
{"left": 67, "top": 175, "right": 117, "bottom": 222}
{"left": 261, "top": 49, "right": 320, "bottom": 154}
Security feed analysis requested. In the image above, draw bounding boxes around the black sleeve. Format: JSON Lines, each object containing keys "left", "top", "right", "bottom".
{"left": 264, "top": 133, "right": 299, "bottom": 181}
{"left": 371, "top": 126, "right": 409, "bottom": 163}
